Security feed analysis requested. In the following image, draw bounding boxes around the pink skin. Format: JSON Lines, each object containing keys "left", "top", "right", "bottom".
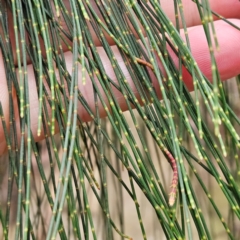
{"left": 0, "top": 0, "right": 240, "bottom": 158}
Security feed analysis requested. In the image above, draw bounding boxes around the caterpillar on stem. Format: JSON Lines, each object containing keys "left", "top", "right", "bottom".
{"left": 164, "top": 148, "right": 178, "bottom": 207}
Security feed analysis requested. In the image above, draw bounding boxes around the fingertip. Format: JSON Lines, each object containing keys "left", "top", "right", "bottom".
{"left": 0, "top": 51, "right": 9, "bottom": 155}
{"left": 180, "top": 19, "right": 240, "bottom": 89}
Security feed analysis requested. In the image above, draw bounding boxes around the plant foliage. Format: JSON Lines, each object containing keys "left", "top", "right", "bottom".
{"left": 0, "top": 0, "right": 239, "bottom": 239}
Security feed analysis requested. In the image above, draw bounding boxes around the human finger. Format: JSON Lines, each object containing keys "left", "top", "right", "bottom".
{"left": 76, "top": 0, "right": 240, "bottom": 46}
{"left": 4, "top": 0, "right": 240, "bottom": 64}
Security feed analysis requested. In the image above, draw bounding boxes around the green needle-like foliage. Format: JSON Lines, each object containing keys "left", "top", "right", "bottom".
{"left": 0, "top": 0, "right": 239, "bottom": 239}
